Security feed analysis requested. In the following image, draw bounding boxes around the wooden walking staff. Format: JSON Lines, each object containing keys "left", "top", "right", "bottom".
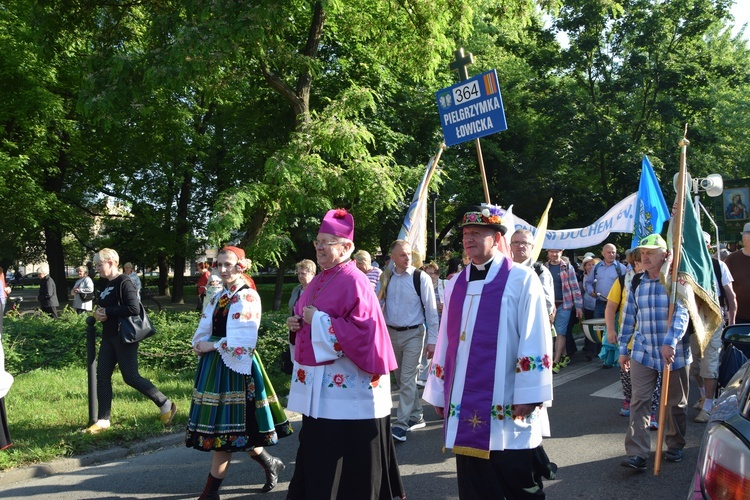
{"left": 654, "top": 132, "right": 689, "bottom": 476}
{"left": 449, "top": 48, "right": 491, "bottom": 205}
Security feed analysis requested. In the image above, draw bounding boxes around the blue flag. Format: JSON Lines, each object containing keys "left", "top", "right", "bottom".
{"left": 631, "top": 155, "right": 670, "bottom": 249}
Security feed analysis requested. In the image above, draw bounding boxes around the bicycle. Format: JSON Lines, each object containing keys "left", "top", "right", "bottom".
{"left": 141, "top": 290, "right": 162, "bottom": 313}
{"left": 5, "top": 296, "right": 24, "bottom": 317}
{"left": 4, "top": 297, "right": 45, "bottom": 318}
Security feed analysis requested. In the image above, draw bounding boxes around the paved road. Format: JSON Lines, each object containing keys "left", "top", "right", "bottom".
{"left": 1, "top": 340, "right": 705, "bottom": 499}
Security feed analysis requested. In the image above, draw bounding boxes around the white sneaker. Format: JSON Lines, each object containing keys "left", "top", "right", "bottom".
{"left": 694, "top": 410, "right": 710, "bottom": 423}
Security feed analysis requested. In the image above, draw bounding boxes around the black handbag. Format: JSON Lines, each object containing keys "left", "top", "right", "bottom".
{"left": 119, "top": 303, "right": 155, "bottom": 343}
{"left": 79, "top": 291, "right": 96, "bottom": 302}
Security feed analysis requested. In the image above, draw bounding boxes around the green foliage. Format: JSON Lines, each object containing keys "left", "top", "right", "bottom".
{"left": 2, "top": 0, "right": 750, "bottom": 294}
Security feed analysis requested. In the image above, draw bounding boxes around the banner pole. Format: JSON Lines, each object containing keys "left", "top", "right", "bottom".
{"left": 475, "top": 138, "right": 491, "bottom": 205}
{"left": 654, "top": 132, "right": 689, "bottom": 476}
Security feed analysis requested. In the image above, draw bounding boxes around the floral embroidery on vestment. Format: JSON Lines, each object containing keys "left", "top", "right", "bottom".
{"left": 325, "top": 326, "right": 344, "bottom": 358}
{"left": 449, "top": 402, "right": 461, "bottom": 417}
{"left": 431, "top": 363, "right": 444, "bottom": 380}
{"left": 448, "top": 403, "right": 538, "bottom": 423}
{"left": 515, "top": 354, "right": 552, "bottom": 373}
{"left": 295, "top": 368, "right": 307, "bottom": 385}
{"left": 324, "top": 371, "right": 355, "bottom": 388}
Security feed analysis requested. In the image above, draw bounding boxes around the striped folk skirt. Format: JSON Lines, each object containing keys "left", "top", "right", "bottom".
{"left": 186, "top": 345, "right": 292, "bottom": 452}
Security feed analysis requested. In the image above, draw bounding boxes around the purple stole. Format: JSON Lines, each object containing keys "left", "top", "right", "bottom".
{"left": 444, "top": 256, "right": 511, "bottom": 458}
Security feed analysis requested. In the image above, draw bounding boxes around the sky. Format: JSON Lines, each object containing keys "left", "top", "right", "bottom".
{"left": 731, "top": 2, "right": 749, "bottom": 39}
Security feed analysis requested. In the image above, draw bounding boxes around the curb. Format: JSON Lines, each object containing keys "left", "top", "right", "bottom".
{"left": 0, "top": 432, "right": 184, "bottom": 486}
{"left": 0, "top": 410, "right": 303, "bottom": 487}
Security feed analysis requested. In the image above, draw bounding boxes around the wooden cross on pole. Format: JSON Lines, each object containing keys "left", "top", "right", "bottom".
{"left": 449, "top": 47, "right": 491, "bottom": 205}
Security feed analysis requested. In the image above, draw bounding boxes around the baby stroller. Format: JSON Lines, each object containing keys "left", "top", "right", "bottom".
{"left": 717, "top": 323, "right": 750, "bottom": 394}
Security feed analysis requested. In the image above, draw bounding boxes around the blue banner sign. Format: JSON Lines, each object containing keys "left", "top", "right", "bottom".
{"left": 435, "top": 69, "right": 507, "bottom": 147}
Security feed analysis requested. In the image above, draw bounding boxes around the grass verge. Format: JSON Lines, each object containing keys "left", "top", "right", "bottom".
{"left": 0, "top": 302, "right": 291, "bottom": 471}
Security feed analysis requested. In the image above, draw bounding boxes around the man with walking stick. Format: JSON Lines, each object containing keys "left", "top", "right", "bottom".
{"left": 618, "top": 234, "right": 691, "bottom": 470}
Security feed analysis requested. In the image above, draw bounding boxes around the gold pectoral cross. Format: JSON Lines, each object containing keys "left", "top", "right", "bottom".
{"left": 460, "top": 294, "right": 479, "bottom": 342}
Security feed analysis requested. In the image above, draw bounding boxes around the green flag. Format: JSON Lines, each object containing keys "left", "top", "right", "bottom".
{"left": 666, "top": 192, "right": 722, "bottom": 353}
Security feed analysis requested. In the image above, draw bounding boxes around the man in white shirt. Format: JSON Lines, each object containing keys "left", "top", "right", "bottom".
{"left": 691, "top": 231, "right": 737, "bottom": 422}
{"left": 382, "top": 239, "right": 440, "bottom": 442}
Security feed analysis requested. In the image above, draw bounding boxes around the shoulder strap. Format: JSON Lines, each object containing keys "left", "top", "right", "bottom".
{"left": 413, "top": 268, "right": 422, "bottom": 301}
{"left": 711, "top": 258, "right": 725, "bottom": 305}
{"left": 532, "top": 261, "right": 544, "bottom": 276}
{"left": 630, "top": 272, "right": 643, "bottom": 295}
{"left": 413, "top": 268, "right": 426, "bottom": 318}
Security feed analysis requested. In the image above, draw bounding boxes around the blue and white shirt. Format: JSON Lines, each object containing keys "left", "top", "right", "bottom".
{"left": 619, "top": 273, "right": 691, "bottom": 371}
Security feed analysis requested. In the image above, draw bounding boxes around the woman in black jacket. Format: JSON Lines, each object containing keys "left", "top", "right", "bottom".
{"left": 86, "top": 248, "right": 176, "bottom": 434}
{"left": 36, "top": 264, "right": 59, "bottom": 319}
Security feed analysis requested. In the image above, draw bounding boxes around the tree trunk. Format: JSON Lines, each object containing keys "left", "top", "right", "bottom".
{"left": 44, "top": 225, "right": 68, "bottom": 306}
{"left": 171, "top": 168, "right": 193, "bottom": 304}
{"left": 158, "top": 254, "right": 170, "bottom": 296}
{"left": 273, "top": 266, "right": 286, "bottom": 311}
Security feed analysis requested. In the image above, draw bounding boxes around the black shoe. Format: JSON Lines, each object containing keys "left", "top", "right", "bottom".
{"left": 392, "top": 426, "right": 407, "bottom": 442}
{"left": 620, "top": 456, "right": 647, "bottom": 470}
{"left": 584, "top": 351, "right": 594, "bottom": 361}
{"left": 251, "top": 450, "right": 285, "bottom": 492}
{"left": 664, "top": 448, "right": 683, "bottom": 463}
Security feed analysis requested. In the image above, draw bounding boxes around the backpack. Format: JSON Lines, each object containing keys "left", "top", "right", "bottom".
{"left": 631, "top": 261, "right": 724, "bottom": 305}
{"left": 594, "top": 260, "right": 625, "bottom": 293}
{"left": 379, "top": 267, "right": 425, "bottom": 316}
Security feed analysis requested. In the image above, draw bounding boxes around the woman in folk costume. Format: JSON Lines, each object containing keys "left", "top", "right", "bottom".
{"left": 423, "top": 205, "right": 554, "bottom": 499}
{"left": 285, "top": 208, "right": 405, "bottom": 500}
{"left": 187, "top": 246, "right": 292, "bottom": 499}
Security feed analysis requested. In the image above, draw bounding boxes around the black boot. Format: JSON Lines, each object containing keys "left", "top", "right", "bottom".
{"left": 199, "top": 473, "right": 223, "bottom": 500}
{"left": 251, "top": 449, "right": 285, "bottom": 492}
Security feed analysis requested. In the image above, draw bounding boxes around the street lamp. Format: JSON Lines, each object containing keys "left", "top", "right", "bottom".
{"left": 673, "top": 172, "right": 724, "bottom": 256}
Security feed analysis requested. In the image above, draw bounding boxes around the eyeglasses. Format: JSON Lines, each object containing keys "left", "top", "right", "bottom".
{"left": 296, "top": 270, "right": 313, "bottom": 276}
{"left": 510, "top": 241, "right": 533, "bottom": 247}
{"left": 312, "top": 240, "right": 342, "bottom": 248}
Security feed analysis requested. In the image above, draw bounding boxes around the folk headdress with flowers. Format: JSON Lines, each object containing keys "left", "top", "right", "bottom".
{"left": 460, "top": 204, "right": 507, "bottom": 235}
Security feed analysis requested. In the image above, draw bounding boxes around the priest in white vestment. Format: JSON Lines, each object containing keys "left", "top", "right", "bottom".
{"left": 423, "top": 204, "right": 554, "bottom": 499}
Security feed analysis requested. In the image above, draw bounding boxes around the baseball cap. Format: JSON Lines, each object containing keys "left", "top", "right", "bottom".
{"left": 702, "top": 231, "right": 711, "bottom": 245}
{"left": 743, "top": 222, "right": 750, "bottom": 235}
{"left": 637, "top": 234, "right": 667, "bottom": 250}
